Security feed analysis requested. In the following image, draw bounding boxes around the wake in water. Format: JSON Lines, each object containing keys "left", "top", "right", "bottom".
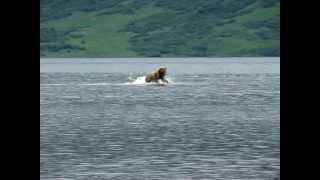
{"left": 41, "top": 83, "right": 112, "bottom": 86}
{"left": 41, "top": 76, "right": 176, "bottom": 86}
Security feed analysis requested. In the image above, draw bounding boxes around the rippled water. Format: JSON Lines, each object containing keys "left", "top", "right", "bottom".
{"left": 40, "top": 58, "right": 280, "bottom": 180}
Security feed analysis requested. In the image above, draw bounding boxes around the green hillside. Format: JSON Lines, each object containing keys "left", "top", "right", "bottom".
{"left": 40, "top": 0, "right": 280, "bottom": 57}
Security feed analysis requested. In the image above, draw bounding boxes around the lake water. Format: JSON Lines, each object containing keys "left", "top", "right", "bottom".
{"left": 40, "top": 58, "right": 280, "bottom": 180}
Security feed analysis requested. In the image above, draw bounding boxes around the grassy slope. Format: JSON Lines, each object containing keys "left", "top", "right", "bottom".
{"left": 42, "top": 4, "right": 164, "bottom": 57}
{"left": 205, "top": 2, "right": 280, "bottom": 56}
{"left": 41, "top": 1, "right": 279, "bottom": 57}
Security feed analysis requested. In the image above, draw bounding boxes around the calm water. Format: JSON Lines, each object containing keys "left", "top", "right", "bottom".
{"left": 40, "top": 58, "right": 280, "bottom": 180}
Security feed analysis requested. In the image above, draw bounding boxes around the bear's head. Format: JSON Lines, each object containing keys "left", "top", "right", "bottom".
{"left": 158, "top": 67, "right": 167, "bottom": 79}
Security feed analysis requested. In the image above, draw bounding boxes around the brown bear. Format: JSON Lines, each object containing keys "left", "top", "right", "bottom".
{"left": 145, "top": 67, "right": 169, "bottom": 83}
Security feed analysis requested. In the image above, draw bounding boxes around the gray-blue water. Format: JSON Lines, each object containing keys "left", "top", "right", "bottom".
{"left": 40, "top": 58, "right": 280, "bottom": 180}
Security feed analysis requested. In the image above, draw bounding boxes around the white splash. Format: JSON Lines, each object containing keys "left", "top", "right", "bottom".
{"left": 125, "top": 76, "right": 174, "bottom": 85}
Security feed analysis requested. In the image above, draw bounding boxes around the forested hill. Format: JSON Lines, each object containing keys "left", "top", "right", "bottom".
{"left": 40, "top": 0, "right": 280, "bottom": 58}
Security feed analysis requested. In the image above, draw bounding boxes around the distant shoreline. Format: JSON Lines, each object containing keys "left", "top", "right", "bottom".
{"left": 40, "top": 57, "right": 280, "bottom": 60}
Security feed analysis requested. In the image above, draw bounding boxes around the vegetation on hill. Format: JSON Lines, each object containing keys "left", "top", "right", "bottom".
{"left": 40, "top": 0, "right": 280, "bottom": 57}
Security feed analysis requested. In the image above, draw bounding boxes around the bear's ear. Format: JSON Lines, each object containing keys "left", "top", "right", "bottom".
{"left": 159, "top": 67, "right": 166, "bottom": 72}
